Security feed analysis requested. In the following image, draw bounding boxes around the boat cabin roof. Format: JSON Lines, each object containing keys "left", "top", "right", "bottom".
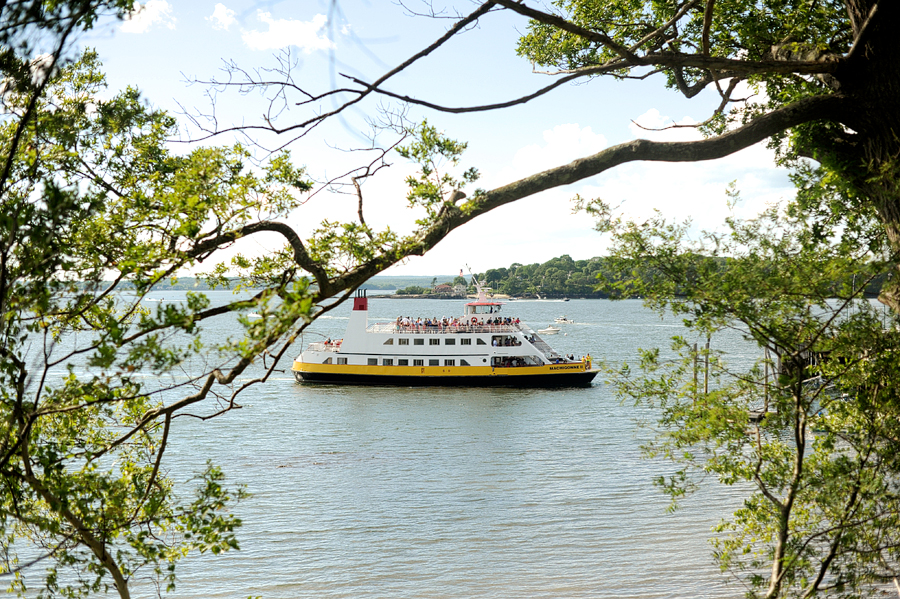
{"left": 465, "top": 300, "right": 504, "bottom": 316}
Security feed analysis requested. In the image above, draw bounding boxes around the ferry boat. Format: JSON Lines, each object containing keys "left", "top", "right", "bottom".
{"left": 291, "top": 282, "right": 598, "bottom": 387}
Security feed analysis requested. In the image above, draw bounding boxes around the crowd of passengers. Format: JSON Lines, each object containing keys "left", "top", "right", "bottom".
{"left": 494, "top": 357, "right": 529, "bottom": 368}
{"left": 395, "top": 316, "right": 520, "bottom": 329}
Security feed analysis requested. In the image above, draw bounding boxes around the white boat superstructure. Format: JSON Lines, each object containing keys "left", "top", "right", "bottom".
{"left": 292, "top": 278, "right": 596, "bottom": 387}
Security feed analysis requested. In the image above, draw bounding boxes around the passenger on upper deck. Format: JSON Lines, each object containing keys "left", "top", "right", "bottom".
{"left": 388, "top": 312, "right": 525, "bottom": 333}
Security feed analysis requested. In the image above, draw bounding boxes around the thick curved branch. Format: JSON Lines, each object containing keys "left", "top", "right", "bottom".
{"left": 187, "top": 221, "right": 329, "bottom": 293}
{"left": 326, "top": 94, "right": 846, "bottom": 294}
{"left": 423, "top": 95, "right": 847, "bottom": 257}
{"left": 457, "top": 94, "right": 845, "bottom": 223}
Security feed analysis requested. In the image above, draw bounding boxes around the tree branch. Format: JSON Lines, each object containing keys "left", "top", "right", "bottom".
{"left": 846, "top": 2, "right": 879, "bottom": 63}
{"left": 493, "top": 0, "right": 639, "bottom": 60}
{"left": 495, "top": 0, "right": 838, "bottom": 76}
{"left": 131, "top": 413, "right": 170, "bottom": 522}
{"left": 20, "top": 442, "right": 132, "bottom": 599}
{"left": 323, "top": 93, "right": 846, "bottom": 296}
{"left": 629, "top": 0, "right": 702, "bottom": 53}
{"left": 186, "top": 221, "right": 330, "bottom": 294}
{"left": 702, "top": 0, "right": 716, "bottom": 56}
{"left": 342, "top": 45, "right": 832, "bottom": 117}
{"left": 0, "top": 22, "right": 73, "bottom": 195}
{"left": 342, "top": 68, "right": 595, "bottom": 114}
{"left": 455, "top": 94, "right": 845, "bottom": 224}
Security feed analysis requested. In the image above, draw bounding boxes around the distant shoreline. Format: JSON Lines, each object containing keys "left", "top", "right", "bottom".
{"left": 371, "top": 294, "right": 593, "bottom": 300}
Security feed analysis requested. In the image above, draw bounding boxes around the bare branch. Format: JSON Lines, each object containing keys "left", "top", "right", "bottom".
{"left": 342, "top": 68, "right": 597, "bottom": 114}
{"left": 341, "top": 48, "right": 831, "bottom": 117}
{"left": 181, "top": 1, "right": 498, "bottom": 144}
{"left": 492, "top": 0, "right": 639, "bottom": 61}
{"left": 177, "top": 0, "right": 841, "bottom": 143}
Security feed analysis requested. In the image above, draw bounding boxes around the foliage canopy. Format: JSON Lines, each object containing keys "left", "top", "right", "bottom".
{"left": 601, "top": 199, "right": 900, "bottom": 597}
{"left": 4, "top": 0, "right": 900, "bottom": 596}
{"left": 0, "top": 4, "right": 485, "bottom": 595}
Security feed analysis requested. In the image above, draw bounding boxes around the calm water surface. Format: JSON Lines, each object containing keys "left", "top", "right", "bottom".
{"left": 139, "top": 294, "right": 758, "bottom": 598}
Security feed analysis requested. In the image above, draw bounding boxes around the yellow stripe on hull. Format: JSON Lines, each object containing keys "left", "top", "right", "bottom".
{"left": 292, "top": 361, "right": 591, "bottom": 377}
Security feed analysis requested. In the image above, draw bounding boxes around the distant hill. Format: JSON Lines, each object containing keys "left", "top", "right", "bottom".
{"left": 137, "top": 275, "right": 459, "bottom": 292}
{"left": 109, "top": 259, "right": 887, "bottom": 299}
{"left": 359, "top": 275, "right": 458, "bottom": 291}
{"left": 472, "top": 255, "right": 889, "bottom": 299}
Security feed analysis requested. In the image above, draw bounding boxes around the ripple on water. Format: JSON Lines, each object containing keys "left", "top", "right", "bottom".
{"left": 133, "top": 296, "right": 756, "bottom": 598}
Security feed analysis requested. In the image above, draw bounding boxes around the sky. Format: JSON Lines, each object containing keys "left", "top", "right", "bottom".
{"left": 78, "top": 0, "right": 798, "bottom": 276}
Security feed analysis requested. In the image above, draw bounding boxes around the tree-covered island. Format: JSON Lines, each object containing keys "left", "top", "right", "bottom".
{"left": 465, "top": 255, "right": 888, "bottom": 299}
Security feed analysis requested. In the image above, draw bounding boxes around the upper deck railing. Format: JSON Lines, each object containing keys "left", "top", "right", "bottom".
{"left": 529, "top": 337, "right": 559, "bottom": 359}
{"left": 307, "top": 342, "right": 340, "bottom": 352}
{"left": 367, "top": 323, "right": 523, "bottom": 335}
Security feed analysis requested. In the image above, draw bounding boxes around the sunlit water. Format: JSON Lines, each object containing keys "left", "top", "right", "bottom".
{"left": 74, "top": 293, "right": 765, "bottom": 597}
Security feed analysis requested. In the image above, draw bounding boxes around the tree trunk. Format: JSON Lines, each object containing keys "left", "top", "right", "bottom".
{"left": 832, "top": 1, "right": 900, "bottom": 312}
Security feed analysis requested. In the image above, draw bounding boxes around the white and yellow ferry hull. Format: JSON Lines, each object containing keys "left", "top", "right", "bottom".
{"left": 292, "top": 360, "right": 598, "bottom": 388}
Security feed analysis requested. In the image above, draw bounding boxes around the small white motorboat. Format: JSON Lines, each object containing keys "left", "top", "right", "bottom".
{"left": 555, "top": 316, "right": 574, "bottom": 324}
{"left": 538, "top": 325, "right": 561, "bottom": 335}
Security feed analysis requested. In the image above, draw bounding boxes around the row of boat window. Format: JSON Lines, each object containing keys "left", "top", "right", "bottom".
{"left": 370, "top": 358, "right": 470, "bottom": 366}
{"left": 384, "top": 337, "right": 485, "bottom": 346}
{"left": 321, "top": 357, "right": 471, "bottom": 366}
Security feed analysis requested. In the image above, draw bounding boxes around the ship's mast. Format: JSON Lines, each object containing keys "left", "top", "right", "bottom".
{"left": 467, "top": 266, "right": 490, "bottom": 303}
